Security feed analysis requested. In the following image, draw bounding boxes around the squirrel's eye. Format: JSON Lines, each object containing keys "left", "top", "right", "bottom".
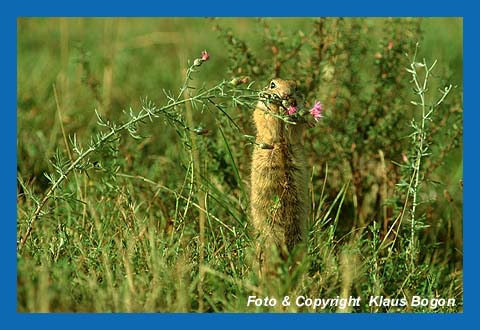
{"left": 270, "top": 81, "right": 276, "bottom": 89}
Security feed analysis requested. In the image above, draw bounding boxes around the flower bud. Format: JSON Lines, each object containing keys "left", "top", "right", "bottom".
{"left": 229, "top": 77, "right": 240, "bottom": 86}
{"left": 201, "top": 50, "right": 210, "bottom": 61}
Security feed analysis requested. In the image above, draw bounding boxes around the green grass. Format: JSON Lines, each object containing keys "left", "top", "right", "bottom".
{"left": 17, "top": 17, "right": 463, "bottom": 312}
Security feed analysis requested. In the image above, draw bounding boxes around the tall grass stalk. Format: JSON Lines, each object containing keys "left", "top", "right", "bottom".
{"left": 181, "top": 60, "right": 206, "bottom": 312}
{"left": 404, "top": 43, "right": 452, "bottom": 269}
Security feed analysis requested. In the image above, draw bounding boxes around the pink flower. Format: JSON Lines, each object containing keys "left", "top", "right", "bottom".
{"left": 201, "top": 50, "right": 210, "bottom": 61}
{"left": 288, "top": 105, "right": 297, "bottom": 115}
{"left": 309, "top": 101, "right": 323, "bottom": 121}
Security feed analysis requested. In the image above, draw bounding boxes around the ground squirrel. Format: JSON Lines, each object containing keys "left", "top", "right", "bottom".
{"left": 251, "top": 78, "right": 309, "bottom": 270}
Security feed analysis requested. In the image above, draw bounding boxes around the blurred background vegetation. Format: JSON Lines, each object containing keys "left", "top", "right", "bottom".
{"left": 17, "top": 17, "right": 462, "bottom": 312}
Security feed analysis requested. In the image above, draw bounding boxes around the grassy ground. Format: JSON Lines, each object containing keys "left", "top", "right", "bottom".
{"left": 17, "top": 17, "right": 463, "bottom": 312}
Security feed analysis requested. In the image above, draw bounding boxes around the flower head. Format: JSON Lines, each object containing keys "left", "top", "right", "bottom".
{"left": 309, "top": 101, "right": 323, "bottom": 121}
{"left": 193, "top": 50, "right": 210, "bottom": 67}
{"left": 288, "top": 105, "right": 297, "bottom": 115}
{"left": 201, "top": 50, "right": 210, "bottom": 61}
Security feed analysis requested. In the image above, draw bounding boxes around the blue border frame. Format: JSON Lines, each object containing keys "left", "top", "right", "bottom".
{"left": 6, "top": 1, "right": 474, "bottom": 329}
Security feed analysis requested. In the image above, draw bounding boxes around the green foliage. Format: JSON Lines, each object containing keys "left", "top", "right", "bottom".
{"left": 17, "top": 17, "right": 462, "bottom": 312}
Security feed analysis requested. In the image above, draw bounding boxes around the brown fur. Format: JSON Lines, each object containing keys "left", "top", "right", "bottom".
{"left": 250, "top": 79, "right": 308, "bottom": 272}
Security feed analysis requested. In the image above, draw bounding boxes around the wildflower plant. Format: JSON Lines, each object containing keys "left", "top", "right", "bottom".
{"left": 392, "top": 43, "right": 452, "bottom": 274}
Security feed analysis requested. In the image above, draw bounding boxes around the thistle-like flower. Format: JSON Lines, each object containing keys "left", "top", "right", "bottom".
{"left": 201, "top": 50, "right": 210, "bottom": 61}
{"left": 309, "top": 101, "right": 323, "bottom": 121}
{"left": 193, "top": 50, "right": 210, "bottom": 67}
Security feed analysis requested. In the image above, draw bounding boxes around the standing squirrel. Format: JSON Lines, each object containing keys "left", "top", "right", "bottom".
{"left": 251, "top": 78, "right": 309, "bottom": 271}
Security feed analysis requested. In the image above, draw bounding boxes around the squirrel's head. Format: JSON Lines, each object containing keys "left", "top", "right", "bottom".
{"left": 266, "top": 79, "right": 297, "bottom": 99}
{"left": 259, "top": 78, "right": 300, "bottom": 114}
